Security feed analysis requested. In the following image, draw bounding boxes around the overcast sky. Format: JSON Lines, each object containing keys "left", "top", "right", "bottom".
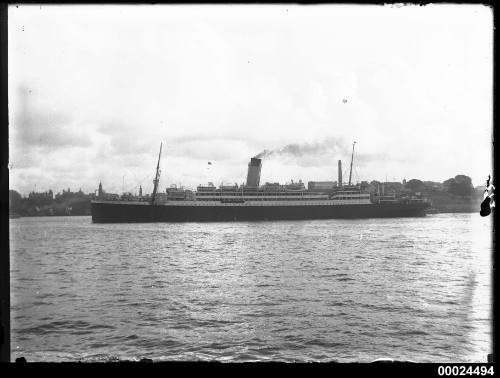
{"left": 9, "top": 4, "right": 493, "bottom": 196}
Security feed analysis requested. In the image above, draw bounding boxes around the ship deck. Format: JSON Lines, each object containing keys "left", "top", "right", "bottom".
{"left": 91, "top": 199, "right": 374, "bottom": 206}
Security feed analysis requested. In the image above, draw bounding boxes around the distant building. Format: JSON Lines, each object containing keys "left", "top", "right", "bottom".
{"left": 28, "top": 190, "right": 54, "bottom": 205}
{"left": 98, "top": 182, "right": 104, "bottom": 198}
{"left": 96, "top": 182, "right": 118, "bottom": 200}
{"left": 55, "top": 187, "right": 87, "bottom": 202}
{"left": 423, "top": 181, "right": 445, "bottom": 190}
{"left": 384, "top": 182, "right": 404, "bottom": 191}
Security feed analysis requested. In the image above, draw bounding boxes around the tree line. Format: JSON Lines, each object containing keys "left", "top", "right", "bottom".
{"left": 9, "top": 174, "right": 485, "bottom": 216}
{"left": 9, "top": 188, "right": 93, "bottom": 216}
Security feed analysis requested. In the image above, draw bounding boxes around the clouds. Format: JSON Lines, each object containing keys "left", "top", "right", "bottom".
{"left": 11, "top": 86, "right": 92, "bottom": 150}
{"left": 8, "top": 4, "right": 493, "bottom": 195}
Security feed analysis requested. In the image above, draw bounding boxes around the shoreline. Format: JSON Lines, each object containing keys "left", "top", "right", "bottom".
{"left": 9, "top": 210, "right": 481, "bottom": 219}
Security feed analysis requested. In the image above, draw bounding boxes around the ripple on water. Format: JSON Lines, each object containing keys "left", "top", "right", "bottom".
{"left": 9, "top": 214, "right": 492, "bottom": 362}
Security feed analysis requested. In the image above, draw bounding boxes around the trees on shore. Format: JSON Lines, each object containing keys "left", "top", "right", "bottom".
{"left": 9, "top": 174, "right": 484, "bottom": 216}
{"left": 9, "top": 189, "right": 92, "bottom": 216}
{"left": 442, "top": 175, "right": 475, "bottom": 196}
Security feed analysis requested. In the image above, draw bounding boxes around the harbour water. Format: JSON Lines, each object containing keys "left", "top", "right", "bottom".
{"left": 9, "top": 214, "right": 493, "bottom": 362}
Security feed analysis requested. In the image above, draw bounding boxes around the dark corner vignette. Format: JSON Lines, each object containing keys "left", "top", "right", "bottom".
{"left": 1, "top": 2, "right": 10, "bottom": 365}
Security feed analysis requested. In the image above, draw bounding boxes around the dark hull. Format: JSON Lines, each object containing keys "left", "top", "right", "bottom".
{"left": 91, "top": 201, "right": 429, "bottom": 223}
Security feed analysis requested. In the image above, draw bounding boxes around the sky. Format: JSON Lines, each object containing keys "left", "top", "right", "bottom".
{"left": 8, "top": 4, "right": 493, "bottom": 196}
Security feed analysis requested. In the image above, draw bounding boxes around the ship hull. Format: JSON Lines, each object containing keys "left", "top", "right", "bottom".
{"left": 91, "top": 201, "right": 429, "bottom": 223}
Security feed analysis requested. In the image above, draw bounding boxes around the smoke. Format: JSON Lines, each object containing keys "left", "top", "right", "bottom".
{"left": 253, "top": 137, "right": 348, "bottom": 160}
{"left": 252, "top": 138, "right": 398, "bottom": 170}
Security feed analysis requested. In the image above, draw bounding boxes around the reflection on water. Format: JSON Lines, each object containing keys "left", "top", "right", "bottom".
{"left": 10, "top": 214, "right": 492, "bottom": 362}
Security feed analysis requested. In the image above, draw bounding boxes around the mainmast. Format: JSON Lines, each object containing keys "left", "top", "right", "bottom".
{"left": 151, "top": 142, "right": 163, "bottom": 205}
{"left": 348, "top": 141, "right": 356, "bottom": 186}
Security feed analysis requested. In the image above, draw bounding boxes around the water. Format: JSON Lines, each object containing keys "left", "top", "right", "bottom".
{"left": 9, "top": 214, "right": 493, "bottom": 362}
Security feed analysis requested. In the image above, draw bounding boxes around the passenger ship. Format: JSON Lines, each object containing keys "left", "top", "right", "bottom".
{"left": 91, "top": 143, "right": 430, "bottom": 223}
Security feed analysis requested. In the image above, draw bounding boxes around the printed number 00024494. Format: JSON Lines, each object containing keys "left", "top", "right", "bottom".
{"left": 437, "top": 366, "right": 494, "bottom": 376}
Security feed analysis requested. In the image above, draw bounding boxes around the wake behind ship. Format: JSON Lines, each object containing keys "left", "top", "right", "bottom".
{"left": 91, "top": 143, "right": 430, "bottom": 223}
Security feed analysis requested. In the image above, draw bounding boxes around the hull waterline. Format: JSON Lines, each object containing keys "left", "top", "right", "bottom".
{"left": 91, "top": 201, "right": 429, "bottom": 223}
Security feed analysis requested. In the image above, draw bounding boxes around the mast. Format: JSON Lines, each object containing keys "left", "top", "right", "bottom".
{"left": 338, "top": 160, "right": 342, "bottom": 188}
{"left": 151, "top": 142, "right": 163, "bottom": 205}
{"left": 348, "top": 141, "right": 356, "bottom": 186}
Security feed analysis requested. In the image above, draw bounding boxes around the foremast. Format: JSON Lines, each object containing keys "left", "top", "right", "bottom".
{"left": 348, "top": 141, "right": 356, "bottom": 186}
{"left": 151, "top": 142, "right": 163, "bottom": 205}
